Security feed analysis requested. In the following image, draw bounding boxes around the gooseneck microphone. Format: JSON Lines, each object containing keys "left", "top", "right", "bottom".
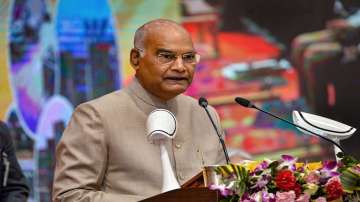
{"left": 234, "top": 97, "right": 345, "bottom": 154}
{"left": 198, "top": 97, "right": 230, "bottom": 164}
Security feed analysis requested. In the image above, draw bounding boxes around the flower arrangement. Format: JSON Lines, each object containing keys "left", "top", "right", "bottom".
{"left": 209, "top": 153, "right": 360, "bottom": 202}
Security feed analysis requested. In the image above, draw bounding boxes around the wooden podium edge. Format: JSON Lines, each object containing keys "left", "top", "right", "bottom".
{"left": 140, "top": 170, "right": 222, "bottom": 201}
{"left": 139, "top": 187, "right": 220, "bottom": 202}
{"left": 181, "top": 171, "right": 204, "bottom": 188}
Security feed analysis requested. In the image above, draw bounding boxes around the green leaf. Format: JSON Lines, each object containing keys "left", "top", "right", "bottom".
{"left": 341, "top": 168, "right": 360, "bottom": 193}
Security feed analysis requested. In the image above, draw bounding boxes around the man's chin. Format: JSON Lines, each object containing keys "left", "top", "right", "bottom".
{"left": 164, "top": 85, "right": 188, "bottom": 96}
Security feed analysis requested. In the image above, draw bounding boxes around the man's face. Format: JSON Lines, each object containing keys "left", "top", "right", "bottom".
{"left": 134, "top": 27, "right": 197, "bottom": 101}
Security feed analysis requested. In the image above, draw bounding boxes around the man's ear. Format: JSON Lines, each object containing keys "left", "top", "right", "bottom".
{"left": 130, "top": 49, "right": 140, "bottom": 70}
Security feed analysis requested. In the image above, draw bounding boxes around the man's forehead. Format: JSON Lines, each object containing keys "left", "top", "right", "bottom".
{"left": 144, "top": 26, "right": 194, "bottom": 51}
{"left": 149, "top": 38, "right": 194, "bottom": 53}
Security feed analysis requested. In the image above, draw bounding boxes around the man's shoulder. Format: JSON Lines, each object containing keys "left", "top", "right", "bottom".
{"left": 76, "top": 89, "right": 130, "bottom": 111}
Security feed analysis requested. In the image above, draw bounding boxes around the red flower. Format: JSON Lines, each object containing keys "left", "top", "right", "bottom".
{"left": 326, "top": 180, "right": 343, "bottom": 201}
{"left": 275, "top": 169, "right": 296, "bottom": 191}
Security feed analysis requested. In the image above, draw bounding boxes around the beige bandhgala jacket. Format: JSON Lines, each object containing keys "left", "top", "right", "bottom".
{"left": 53, "top": 79, "right": 226, "bottom": 202}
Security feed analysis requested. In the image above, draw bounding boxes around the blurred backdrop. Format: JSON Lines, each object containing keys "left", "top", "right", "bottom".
{"left": 0, "top": 0, "right": 359, "bottom": 201}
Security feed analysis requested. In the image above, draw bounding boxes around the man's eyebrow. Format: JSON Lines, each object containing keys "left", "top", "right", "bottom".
{"left": 183, "top": 51, "right": 196, "bottom": 55}
{"left": 156, "top": 48, "right": 196, "bottom": 54}
{"left": 157, "top": 48, "right": 174, "bottom": 53}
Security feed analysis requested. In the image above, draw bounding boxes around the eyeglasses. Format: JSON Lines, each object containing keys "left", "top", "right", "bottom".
{"left": 136, "top": 48, "right": 201, "bottom": 66}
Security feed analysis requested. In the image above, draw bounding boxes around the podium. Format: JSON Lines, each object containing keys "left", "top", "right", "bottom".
{"left": 140, "top": 171, "right": 222, "bottom": 202}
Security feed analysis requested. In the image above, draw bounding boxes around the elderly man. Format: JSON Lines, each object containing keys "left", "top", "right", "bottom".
{"left": 53, "top": 19, "right": 225, "bottom": 201}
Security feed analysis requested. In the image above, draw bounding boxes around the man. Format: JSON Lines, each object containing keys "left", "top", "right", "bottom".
{"left": 53, "top": 19, "right": 226, "bottom": 201}
{"left": 0, "top": 121, "right": 29, "bottom": 202}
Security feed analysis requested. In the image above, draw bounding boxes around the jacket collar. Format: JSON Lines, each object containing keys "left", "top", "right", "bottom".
{"left": 127, "top": 78, "right": 178, "bottom": 112}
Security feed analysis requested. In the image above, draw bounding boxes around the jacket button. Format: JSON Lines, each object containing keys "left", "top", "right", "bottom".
{"left": 175, "top": 143, "right": 181, "bottom": 149}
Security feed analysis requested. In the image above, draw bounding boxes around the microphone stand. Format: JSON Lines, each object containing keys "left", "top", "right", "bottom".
{"left": 235, "top": 97, "right": 345, "bottom": 154}
{"left": 199, "top": 97, "right": 230, "bottom": 164}
{"left": 253, "top": 105, "right": 345, "bottom": 154}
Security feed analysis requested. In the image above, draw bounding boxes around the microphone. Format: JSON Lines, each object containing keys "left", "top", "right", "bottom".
{"left": 198, "top": 97, "right": 230, "bottom": 164}
{"left": 234, "top": 97, "right": 345, "bottom": 154}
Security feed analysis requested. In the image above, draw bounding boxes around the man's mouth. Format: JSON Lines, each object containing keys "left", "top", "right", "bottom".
{"left": 164, "top": 76, "right": 188, "bottom": 82}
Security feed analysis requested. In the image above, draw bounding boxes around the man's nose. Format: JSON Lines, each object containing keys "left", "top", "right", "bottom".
{"left": 171, "top": 56, "right": 186, "bottom": 72}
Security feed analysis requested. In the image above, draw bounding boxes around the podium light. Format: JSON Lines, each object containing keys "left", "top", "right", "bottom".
{"left": 292, "top": 110, "right": 356, "bottom": 160}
